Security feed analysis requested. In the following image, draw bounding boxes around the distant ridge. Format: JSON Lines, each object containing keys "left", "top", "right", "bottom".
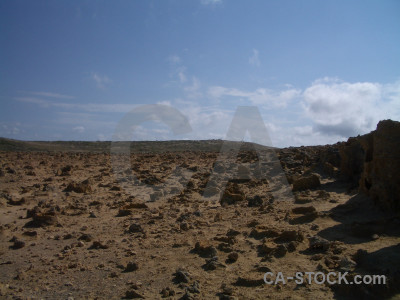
{"left": 0, "top": 137, "right": 274, "bottom": 153}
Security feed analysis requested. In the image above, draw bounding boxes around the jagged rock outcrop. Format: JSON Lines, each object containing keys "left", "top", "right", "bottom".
{"left": 339, "top": 120, "right": 400, "bottom": 211}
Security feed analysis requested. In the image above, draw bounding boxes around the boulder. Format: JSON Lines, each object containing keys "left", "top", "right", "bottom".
{"left": 292, "top": 174, "right": 321, "bottom": 191}
{"left": 339, "top": 120, "right": 400, "bottom": 211}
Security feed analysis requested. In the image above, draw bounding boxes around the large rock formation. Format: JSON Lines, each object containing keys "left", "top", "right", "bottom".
{"left": 339, "top": 120, "right": 400, "bottom": 211}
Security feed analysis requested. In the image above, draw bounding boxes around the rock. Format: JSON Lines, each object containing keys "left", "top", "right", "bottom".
{"left": 125, "top": 290, "right": 144, "bottom": 299}
{"left": 160, "top": 287, "right": 175, "bottom": 298}
{"left": 78, "top": 233, "right": 93, "bottom": 242}
{"left": 226, "top": 229, "right": 240, "bottom": 237}
{"left": 187, "top": 281, "right": 200, "bottom": 294}
{"left": 371, "top": 234, "right": 380, "bottom": 240}
{"left": 57, "top": 165, "right": 72, "bottom": 176}
{"left": 117, "top": 209, "right": 132, "bottom": 217}
{"left": 274, "top": 244, "right": 288, "bottom": 257}
{"left": 274, "top": 230, "right": 304, "bottom": 243}
{"left": 65, "top": 179, "right": 92, "bottom": 194}
{"left": 227, "top": 252, "right": 239, "bottom": 263}
{"left": 173, "top": 269, "right": 190, "bottom": 284}
{"left": 249, "top": 228, "right": 280, "bottom": 239}
{"left": 292, "top": 174, "right": 321, "bottom": 191}
{"left": 234, "top": 277, "right": 264, "bottom": 287}
{"left": 26, "top": 207, "right": 58, "bottom": 227}
{"left": 339, "top": 120, "right": 400, "bottom": 211}
{"left": 11, "top": 239, "right": 25, "bottom": 249}
{"left": 125, "top": 261, "right": 139, "bottom": 272}
{"left": 22, "top": 230, "right": 37, "bottom": 237}
{"left": 247, "top": 195, "right": 263, "bottom": 207}
{"left": 221, "top": 191, "right": 245, "bottom": 205}
{"left": 150, "top": 191, "right": 163, "bottom": 202}
{"left": 110, "top": 185, "right": 121, "bottom": 191}
{"left": 308, "top": 236, "right": 331, "bottom": 251}
{"left": 289, "top": 211, "right": 318, "bottom": 224}
{"left": 203, "top": 257, "right": 226, "bottom": 271}
{"left": 89, "top": 241, "right": 108, "bottom": 250}
{"left": 339, "top": 257, "right": 357, "bottom": 271}
{"left": 129, "top": 224, "right": 144, "bottom": 234}
{"left": 193, "top": 240, "right": 218, "bottom": 257}
{"left": 291, "top": 206, "right": 316, "bottom": 215}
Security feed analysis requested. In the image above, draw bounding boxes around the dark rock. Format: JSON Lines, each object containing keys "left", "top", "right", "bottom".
{"left": 125, "top": 261, "right": 139, "bottom": 272}
{"left": 125, "top": 290, "right": 144, "bottom": 299}
{"left": 292, "top": 174, "right": 321, "bottom": 191}
{"left": 129, "top": 224, "right": 144, "bottom": 233}
{"left": 227, "top": 252, "right": 239, "bottom": 263}
{"left": 173, "top": 270, "right": 190, "bottom": 284}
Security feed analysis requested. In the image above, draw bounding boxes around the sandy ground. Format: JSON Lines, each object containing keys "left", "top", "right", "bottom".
{"left": 0, "top": 147, "right": 399, "bottom": 299}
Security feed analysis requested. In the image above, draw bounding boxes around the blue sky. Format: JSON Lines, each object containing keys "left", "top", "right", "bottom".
{"left": 1, "top": 0, "right": 399, "bottom": 147}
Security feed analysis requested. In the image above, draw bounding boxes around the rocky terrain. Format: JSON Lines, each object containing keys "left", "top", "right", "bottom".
{"left": 0, "top": 120, "right": 399, "bottom": 299}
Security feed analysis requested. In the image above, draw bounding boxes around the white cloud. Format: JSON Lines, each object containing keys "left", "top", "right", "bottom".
{"left": 201, "top": 0, "right": 222, "bottom": 5}
{"left": 168, "top": 55, "right": 181, "bottom": 64}
{"left": 184, "top": 77, "right": 202, "bottom": 98}
{"left": 73, "top": 126, "right": 85, "bottom": 133}
{"left": 26, "top": 91, "right": 75, "bottom": 99}
{"left": 91, "top": 72, "right": 111, "bottom": 89}
{"left": 15, "top": 97, "right": 137, "bottom": 113}
{"left": 168, "top": 55, "right": 187, "bottom": 83}
{"left": 249, "top": 49, "right": 260, "bottom": 67}
{"left": 208, "top": 86, "right": 301, "bottom": 108}
{"left": 303, "top": 77, "right": 400, "bottom": 137}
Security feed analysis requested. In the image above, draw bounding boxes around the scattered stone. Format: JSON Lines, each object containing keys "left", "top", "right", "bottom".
{"left": 22, "top": 230, "right": 37, "bottom": 237}
{"left": 291, "top": 206, "right": 316, "bottom": 214}
{"left": 89, "top": 241, "right": 108, "bottom": 250}
{"left": 129, "top": 224, "right": 144, "bottom": 234}
{"left": 11, "top": 239, "right": 25, "bottom": 249}
{"left": 371, "top": 234, "right": 380, "bottom": 240}
{"left": 308, "top": 236, "right": 331, "bottom": 251}
{"left": 65, "top": 179, "right": 93, "bottom": 194}
{"left": 117, "top": 209, "right": 132, "bottom": 217}
{"left": 247, "top": 195, "right": 263, "bottom": 207}
{"left": 249, "top": 228, "right": 280, "bottom": 239}
{"left": 289, "top": 211, "right": 318, "bottom": 224}
{"left": 227, "top": 252, "right": 239, "bottom": 263}
{"left": 110, "top": 185, "right": 121, "bottom": 191}
{"left": 124, "top": 261, "right": 139, "bottom": 272}
{"left": 7, "top": 197, "right": 26, "bottom": 206}
{"left": 292, "top": 174, "right": 321, "bottom": 191}
{"left": 57, "top": 165, "right": 72, "bottom": 176}
{"left": 193, "top": 240, "right": 218, "bottom": 257}
{"left": 274, "top": 230, "right": 304, "bottom": 243}
{"left": 173, "top": 269, "right": 190, "bottom": 284}
{"left": 26, "top": 208, "right": 58, "bottom": 227}
{"left": 125, "top": 290, "right": 144, "bottom": 299}
{"left": 187, "top": 281, "right": 201, "bottom": 294}
{"left": 234, "top": 277, "right": 264, "bottom": 287}
{"left": 339, "top": 257, "right": 357, "bottom": 272}
{"left": 78, "top": 233, "right": 93, "bottom": 242}
{"left": 226, "top": 229, "right": 240, "bottom": 237}
{"left": 160, "top": 287, "right": 175, "bottom": 298}
{"left": 203, "top": 256, "right": 226, "bottom": 271}
{"left": 221, "top": 191, "right": 245, "bottom": 205}
{"left": 214, "top": 213, "right": 222, "bottom": 222}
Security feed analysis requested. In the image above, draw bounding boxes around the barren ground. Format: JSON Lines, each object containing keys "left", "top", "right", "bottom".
{"left": 0, "top": 141, "right": 399, "bottom": 299}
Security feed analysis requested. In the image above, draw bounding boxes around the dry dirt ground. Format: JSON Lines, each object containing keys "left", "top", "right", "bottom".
{"left": 0, "top": 143, "right": 399, "bottom": 299}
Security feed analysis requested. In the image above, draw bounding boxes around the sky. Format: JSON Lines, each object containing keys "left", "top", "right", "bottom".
{"left": 1, "top": 0, "right": 399, "bottom": 147}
